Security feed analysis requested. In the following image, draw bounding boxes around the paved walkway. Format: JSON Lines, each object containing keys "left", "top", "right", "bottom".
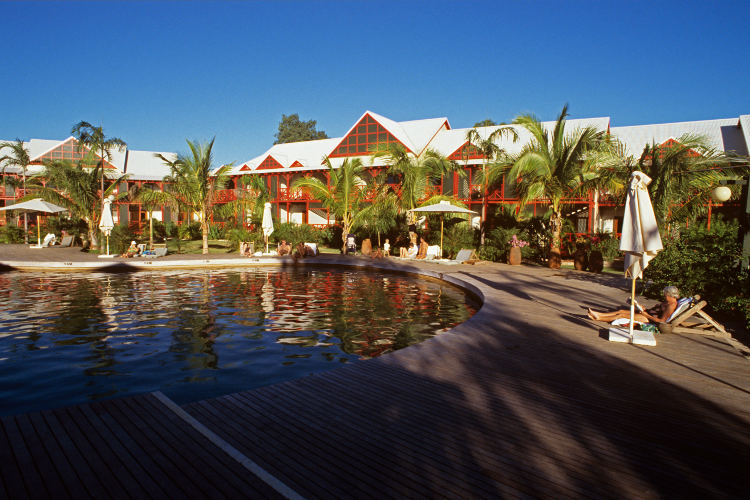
{"left": 1, "top": 245, "right": 749, "bottom": 498}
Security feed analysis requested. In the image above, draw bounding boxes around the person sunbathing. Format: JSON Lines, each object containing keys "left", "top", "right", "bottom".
{"left": 587, "top": 286, "right": 679, "bottom": 324}
{"left": 277, "top": 240, "right": 291, "bottom": 256}
{"left": 399, "top": 242, "right": 417, "bottom": 258}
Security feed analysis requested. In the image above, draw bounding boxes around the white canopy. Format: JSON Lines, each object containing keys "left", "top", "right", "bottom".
{"left": 0, "top": 198, "right": 67, "bottom": 214}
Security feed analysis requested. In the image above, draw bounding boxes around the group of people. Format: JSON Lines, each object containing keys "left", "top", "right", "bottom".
{"left": 240, "top": 239, "right": 317, "bottom": 258}
{"left": 399, "top": 236, "right": 429, "bottom": 259}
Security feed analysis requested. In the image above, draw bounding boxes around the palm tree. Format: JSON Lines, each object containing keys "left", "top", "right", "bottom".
{"left": 71, "top": 121, "right": 126, "bottom": 214}
{"left": 131, "top": 185, "right": 163, "bottom": 250}
{"left": 0, "top": 139, "right": 31, "bottom": 242}
{"left": 31, "top": 160, "right": 129, "bottom": 248}
{"left": 358, "top": 190, "right": 399, "bottom": 247}
{"left": 634, "top": 134, "right": 740, "bottom": 226}
{"left": 506, "top": 105, "right": 607, "bottom": 268}
{"left": 223, "top": 174, "right": 269, "bottom": 228}
{"left": 292, "top": 157, "right": 372, "bottom": 252}
{"left": 466, "top": 126, "right": 518, "bottom": 245}
{"left": 155, "top": 138, "right": 232, "bottom": 255}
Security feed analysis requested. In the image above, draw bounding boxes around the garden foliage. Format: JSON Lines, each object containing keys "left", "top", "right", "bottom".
{"left": 645, "top": 219, "right": 750, "bottom": 329}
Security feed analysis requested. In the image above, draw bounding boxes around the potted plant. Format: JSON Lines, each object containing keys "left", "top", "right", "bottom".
{"left": 508, "top": 234, "right": 528, "bottom": 265}
{"left": 573, "top": 235, "right": 589, "bottom": 271}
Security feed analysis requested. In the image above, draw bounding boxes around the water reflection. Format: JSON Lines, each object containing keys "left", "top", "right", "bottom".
{"left": 0, "top": 268, "right": 476, "bottom": 415}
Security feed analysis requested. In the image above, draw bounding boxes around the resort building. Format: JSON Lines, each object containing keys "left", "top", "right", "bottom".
{"left": 226, "top": 111, "right": 750, "bottom": 234}
{"left": 0, "top": 137, "right": 176, "bottom": 228}
{"left": 2, "top": 111, "right": 749, "bottom": 235}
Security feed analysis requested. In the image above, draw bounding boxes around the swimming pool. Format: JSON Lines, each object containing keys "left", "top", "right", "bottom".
{"left": 0, "top": 267, "right": 477, "bottom": 415}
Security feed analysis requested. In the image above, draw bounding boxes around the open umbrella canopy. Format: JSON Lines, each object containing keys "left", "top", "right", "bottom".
{"left": 0, "top": 198, "right": 67, "bottom": 214}
{"left": 408, "top": 201, "right": 478, "bottom": 258}
{"left": 409, "top": 201, "right": 477, "bottom": 215}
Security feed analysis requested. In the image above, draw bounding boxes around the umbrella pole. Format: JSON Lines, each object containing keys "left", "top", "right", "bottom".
{"left": 37, "top": 214, "right": 41, "bottom": 246}
{"left": 629, "top": 276, "right": 636, "bottom": 339}
{"left": 440, "top": 218, "right": 444, "bottom": 259}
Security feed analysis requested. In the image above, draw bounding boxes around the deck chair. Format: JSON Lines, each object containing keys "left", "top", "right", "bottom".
{"left": 455, "top": 248, "right": 479, "bottom": 264}
{"left": 662, "top": 295, "right": 730, "bottom": 338}
{"left": 59, "top": 234, "right": 74, "bottom": 247}
{"left": 143, "top": 244, "right": 168, "bottom": 259}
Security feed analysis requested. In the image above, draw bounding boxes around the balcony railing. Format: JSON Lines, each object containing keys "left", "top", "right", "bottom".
{"left": 277, "top": 187, "right": 314, "bottom": 201}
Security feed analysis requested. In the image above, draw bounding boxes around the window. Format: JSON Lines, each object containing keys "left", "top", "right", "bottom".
{"left": 329, "top": 114, "right": 406, "bottom": 157}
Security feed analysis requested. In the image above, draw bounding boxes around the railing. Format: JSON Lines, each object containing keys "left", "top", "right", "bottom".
{"left": 214, "top": 189, "right": 238, "bottom": 203}
{"left": 277, "top": 187, "right": 314, "bottom": 201}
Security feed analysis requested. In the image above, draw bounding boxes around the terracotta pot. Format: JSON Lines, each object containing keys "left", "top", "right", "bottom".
{"left": 361, "top": 238, "right": 372, "bottom": 256}
{"left": 589, "top": 250, "right": 604, "bottom": 273}
{"left": 508, "top": 246, "right": 522, "bottom": 265}
{"left": 573, "top": 249, "right": 588, "bottom": 271}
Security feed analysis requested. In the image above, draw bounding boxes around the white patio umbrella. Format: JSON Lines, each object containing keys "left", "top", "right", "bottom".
{"left": 99, "top": 195, "right": 115, "bottom": 257}
{"left": 619, "top": 171, "right": 663, "bottom": 339}
{"left": 0, "top": 198, "right": 67, "bottom": 247}
{"left": 409, "top": 201, "right": 478, "bottom": 258}
{"left": 261, "top": 202, "right": 274, "bottom": 254}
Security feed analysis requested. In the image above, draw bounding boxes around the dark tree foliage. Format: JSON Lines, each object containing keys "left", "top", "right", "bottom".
{"left": 473, "top": 119, "right": 496, "bottom": 127}
{"left": 274, "top": 114, "right": 328, "bottom": 144}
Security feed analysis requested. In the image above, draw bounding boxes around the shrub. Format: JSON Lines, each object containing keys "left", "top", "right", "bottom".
{"left": 0, "top": 224, "right": 25, "bottom": 243}
{"left": 43, "top": 215, "right": 87, "bottom": 237}
{"left": 109, "top": 224, "right": 138, "bottom": 255}
{"left": 208, "top": 224, "right": 227, "bottom": 240}
{"left": 644, "top": 219, "right": 750, "bottom": 329}
{"left": 591, "top": 232, "right": 621, "bottom": 261}
{"left": 441, "top": 224, "right": 475, "bottom": 259}
{"left": 178, "top": 222, "right": 202, "bottom": 240}
{"left": 272, "top": 223, "right": 330, "bottom": 246}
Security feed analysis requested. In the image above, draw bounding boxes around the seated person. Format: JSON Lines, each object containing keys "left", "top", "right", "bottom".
{"left": 277, "top": 240, "right": 291, "bottom": 256}
{"left": 587, "top": 286, "right": 679, "bottom": 324}
{"left": 399, "top": 242, "right": 418, "bottom": 258}
{"left": 383, "top": 238, "right": 390, "bottom": 256}
{"left": 42, "top": 233, "right": 57, "bottom": 247}
{"left": 294, "top": 242, "right": 318, "bottom": 258}
{"left": 371, "top": 247, "right": 384, "bottom": 259}
{"left": 239, "top": 241, "right": 253, "bottom": 256}
{"left": 415, "top": 236, "right": 429, "bottom": 259}
{"left": 122, "top": 240, "right": 140, "bottom": 258}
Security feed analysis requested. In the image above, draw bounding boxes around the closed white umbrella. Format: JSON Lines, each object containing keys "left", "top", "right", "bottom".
{"left": 409, "top": 201, "right": 477, "bottom": 258}
{"left": 261, "top": 202, "right": 274, "bottom": 254}
{"left": 99, "top": 195, "right": 115, "bottom": 257}
{"left": 619, "top": 171, "right": 663, "bottom": 339}
{"left": 0, "top": 198, "right": 67, "bottom": 247}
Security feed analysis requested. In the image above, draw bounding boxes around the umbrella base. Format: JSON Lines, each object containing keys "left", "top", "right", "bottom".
{"left": 608, "top": 327, "right": 656, "bottom": 346}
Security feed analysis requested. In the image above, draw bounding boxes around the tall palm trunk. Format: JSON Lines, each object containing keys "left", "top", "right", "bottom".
{"left": 549, "top": 211, "right": 562, "bottom": 269}
{"left": 480, "top": 162, "right": 488, "bottom": 246}
{"left": 22, "top": 171, "right": 28, "bottom": 244}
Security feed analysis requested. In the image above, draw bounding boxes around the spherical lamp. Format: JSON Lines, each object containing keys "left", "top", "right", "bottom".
{"left": 711, "top": 186, "right": 732, "bottom": 203}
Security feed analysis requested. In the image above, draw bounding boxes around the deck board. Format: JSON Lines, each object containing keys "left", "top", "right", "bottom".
{"left": 2, "top": 260, "right": 750, "bottom": 499}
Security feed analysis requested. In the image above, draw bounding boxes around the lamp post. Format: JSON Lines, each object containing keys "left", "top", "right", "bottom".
{"left": 712, "top": 177, "right": 750, "bottom": 269}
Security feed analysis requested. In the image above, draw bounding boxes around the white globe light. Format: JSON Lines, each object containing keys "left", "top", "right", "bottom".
{"left": 711, "top": 186, "right": 731, "bottom": 203}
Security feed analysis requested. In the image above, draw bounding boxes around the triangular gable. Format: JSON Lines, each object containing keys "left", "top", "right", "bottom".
{"left": 239, "top": 164, "right": 253, "bottom": 171}
{"left": 289, "top": 160, "right": 304, "bottom": 168}
{"left": 329, "top": 112, "right": 412, "bottom": 158}
{"left": 657, "top": 138, "right": 701, "bottom": 158}
{"left": 30, "top": 137, "right": 116, "bottom": 169}
{"left": 256, "top": 155, "right": 284, "bottom": 170}
{"left": 449, "top": 141, "right": 485, "bottom": 161}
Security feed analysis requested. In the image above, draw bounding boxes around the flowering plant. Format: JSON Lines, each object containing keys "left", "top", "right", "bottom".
{"left": 509, "top": 235, "right": 528, "bottom": 248}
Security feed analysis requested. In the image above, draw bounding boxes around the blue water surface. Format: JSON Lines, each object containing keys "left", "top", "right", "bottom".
{"left": 0, "top": 267, "right": 477, "bottom": 415}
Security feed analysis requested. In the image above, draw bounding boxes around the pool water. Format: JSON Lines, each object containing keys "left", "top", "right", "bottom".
{"left": 0, "top": 267, "right": 477, "bottom": 416}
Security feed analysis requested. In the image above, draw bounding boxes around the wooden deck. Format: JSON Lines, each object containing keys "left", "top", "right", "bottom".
{"left": 1, "top": 259, "right": 749, "bottom": 499}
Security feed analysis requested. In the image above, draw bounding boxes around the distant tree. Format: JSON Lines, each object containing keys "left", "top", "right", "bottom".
{"left": 473, "top": 119, "right": 497, "bottom": 127}
{"left": 274, "top": 114, "right": 328, "bottom": 144}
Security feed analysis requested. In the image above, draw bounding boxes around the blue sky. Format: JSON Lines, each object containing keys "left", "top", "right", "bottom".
{"left": 2, "top": 0, "right": 748, "bottom": 166}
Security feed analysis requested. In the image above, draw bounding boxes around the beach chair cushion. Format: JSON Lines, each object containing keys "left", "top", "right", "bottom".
{"left": 667, "top": 297, "right": 694, "bottom": 323}
{"left": 426, "top": 245, "right": 440, "bottom": 259}
{"left": 455, "top": 249, "right": 478, "bottom": 263}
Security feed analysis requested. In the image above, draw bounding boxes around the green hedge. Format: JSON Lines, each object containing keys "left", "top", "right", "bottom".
{"left": 644, "top": 219, "right": 749, "bottom": 330}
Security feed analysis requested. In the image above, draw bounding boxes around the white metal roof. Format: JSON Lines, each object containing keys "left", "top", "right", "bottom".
{"left": 231, "top": 137, "right": 340, "bottom": 175}
{"left": 610, "top": 117, "right": 748, "bottom": 157}
{"left": 124, "top": 150, "right": 176, "bottom": 181}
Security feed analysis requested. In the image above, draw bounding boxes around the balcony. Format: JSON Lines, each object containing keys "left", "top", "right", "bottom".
{"left": 277, "top": 187, "right": 315, "bottom": 201}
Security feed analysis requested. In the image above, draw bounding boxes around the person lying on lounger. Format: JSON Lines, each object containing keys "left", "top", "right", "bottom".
{"left": 587, "top": 285, "right": 679, "bottom": 324}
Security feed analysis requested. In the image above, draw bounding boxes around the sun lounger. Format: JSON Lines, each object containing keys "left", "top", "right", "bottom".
{"left": 660, "top": 295, "right": 730, "bottom": 338}
{"left": 455, "top": 249, "right": 479, "bottom": 264}
{"left": 59, "top": 234, "right": 74, "bottom": 247}
{"left": 143, "top": 245, "right": 168, "bottom": 258}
